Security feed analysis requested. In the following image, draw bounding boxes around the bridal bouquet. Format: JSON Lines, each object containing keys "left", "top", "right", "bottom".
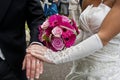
{"left": 38, "top": 14, "right": 79, "bottom": 51}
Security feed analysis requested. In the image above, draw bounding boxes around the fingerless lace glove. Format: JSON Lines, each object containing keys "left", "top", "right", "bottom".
{"left": 44, "top": 34, "right": 103, "bottom": 64}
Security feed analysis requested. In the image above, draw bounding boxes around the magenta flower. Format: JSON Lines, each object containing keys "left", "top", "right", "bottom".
{"left": 38, "top": 27, "right": 45, "bottom": 41}
{"left": 45, "top": 27, "right": 52, "bottom": 36}
{"left": 62, "top": 29, "right": 74, "bottom": 39}
{"left": 49, "top": 15, "right": 59, "bottom": 27}
{"left": 51, "top": 37, "right": 65, "bottom": 51}
{"left": 63, "top": 34, "right": 76, "bottom": 48}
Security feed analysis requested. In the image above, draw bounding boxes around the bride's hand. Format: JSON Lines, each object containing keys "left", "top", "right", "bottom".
{"left": 26, "top": 44, "right": 53, "bottom": 63}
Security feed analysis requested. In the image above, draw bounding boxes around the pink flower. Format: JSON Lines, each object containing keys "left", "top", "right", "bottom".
{"left": 61, "top": 15, "right": 71, "bottom": 23}
{"left": 52, "top": 26, "right": 63, "bottom": 37}
{"left": 51, "top": 37, "right": 65, "bottom": 51}
{"left": 41, "top": 20, "right": 49, "bottom": 29}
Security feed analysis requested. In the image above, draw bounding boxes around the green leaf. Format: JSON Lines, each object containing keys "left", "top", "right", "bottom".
{"left": 43, "top": 34, "right": 49, "bottom": 42}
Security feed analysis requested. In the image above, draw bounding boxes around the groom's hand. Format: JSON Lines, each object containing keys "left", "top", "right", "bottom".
{"left": 22, "top": 44, "right": 44, "bottom": 80}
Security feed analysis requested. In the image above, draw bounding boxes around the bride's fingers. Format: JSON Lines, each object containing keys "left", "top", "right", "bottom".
{"left": 26, "top": 48, "right": 47, "bottom": 53}
{"left": 29, "top": 45, "right": 47, "bottom": 50}
{"left": 31, "top": 52, "right": 53, "bottom": 63}
{"left": 27, "top": 48, "right": 45, "bottom": 56}
{"left": 31, "top": 47, "right": 47, "bottom": 52}
{"left": 31, "top": 49, "right": 45, "bottom": 55}
{"left": 31, "top": 52, "right": 45, "bottom": 61}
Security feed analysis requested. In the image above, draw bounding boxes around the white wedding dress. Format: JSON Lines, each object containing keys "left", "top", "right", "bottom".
{"left": 65, "top": 1, "right": 120, "bottom": 80}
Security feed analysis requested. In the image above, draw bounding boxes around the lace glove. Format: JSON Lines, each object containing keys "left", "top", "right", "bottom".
{"left": 44, "top": 34, "right": 103, "bottom": 64}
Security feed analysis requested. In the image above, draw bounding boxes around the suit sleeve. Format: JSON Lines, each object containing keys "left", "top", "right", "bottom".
{"left": 26, "top": 0, "right": 46, "bottom": 43}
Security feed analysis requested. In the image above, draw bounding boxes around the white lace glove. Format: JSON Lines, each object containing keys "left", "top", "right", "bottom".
{"left": 44, "top": 34, "right": 103, "bottom": 64}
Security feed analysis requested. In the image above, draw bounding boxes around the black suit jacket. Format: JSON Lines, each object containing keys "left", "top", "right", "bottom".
{"left": 0, "top": 0, "right": 45, "bottom": 68}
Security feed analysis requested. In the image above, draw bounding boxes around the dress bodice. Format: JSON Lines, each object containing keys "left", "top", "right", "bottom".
{"left": 80, "top": 3, "right": 110, "bottom": 36}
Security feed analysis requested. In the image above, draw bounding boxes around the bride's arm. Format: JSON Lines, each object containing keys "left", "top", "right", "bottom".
{"left": 30, "top": 0, "right": 120, "bottom": 64}
{"left": 98, "top": 0, "right": 120, "bottom": 45}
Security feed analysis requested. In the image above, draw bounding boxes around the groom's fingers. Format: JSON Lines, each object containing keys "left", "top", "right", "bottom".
{"left": 40, "top": 61, "right": 43, "bottom": 74}
{"left": 25, "top": 53, "right": 43, "bottom": 80}
{"left": 35, "top": 59, "right": 42, "bottom": 79}
{"left": 26, "top": 54, "right": 31, "bottom": 79}
{"left": 22, "top": 57, "right": 26, "bottom": 70}
{"left": 30, "top": 56, "right": 36, "bottom": 79}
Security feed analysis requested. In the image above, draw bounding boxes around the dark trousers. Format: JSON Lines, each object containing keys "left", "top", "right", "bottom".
{"left": 0, "top": 58, "right": 27, "bottom": 80}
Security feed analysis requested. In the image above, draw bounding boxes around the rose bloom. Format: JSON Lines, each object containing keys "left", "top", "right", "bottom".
{"left": 52, "top": 26, "right": 63, "bottom": 37}
{"left": 51, "top": 37, "right": 65, "bottom": 51}
{"left": 62, "top": 15, "right": 71, "bottom": 23}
